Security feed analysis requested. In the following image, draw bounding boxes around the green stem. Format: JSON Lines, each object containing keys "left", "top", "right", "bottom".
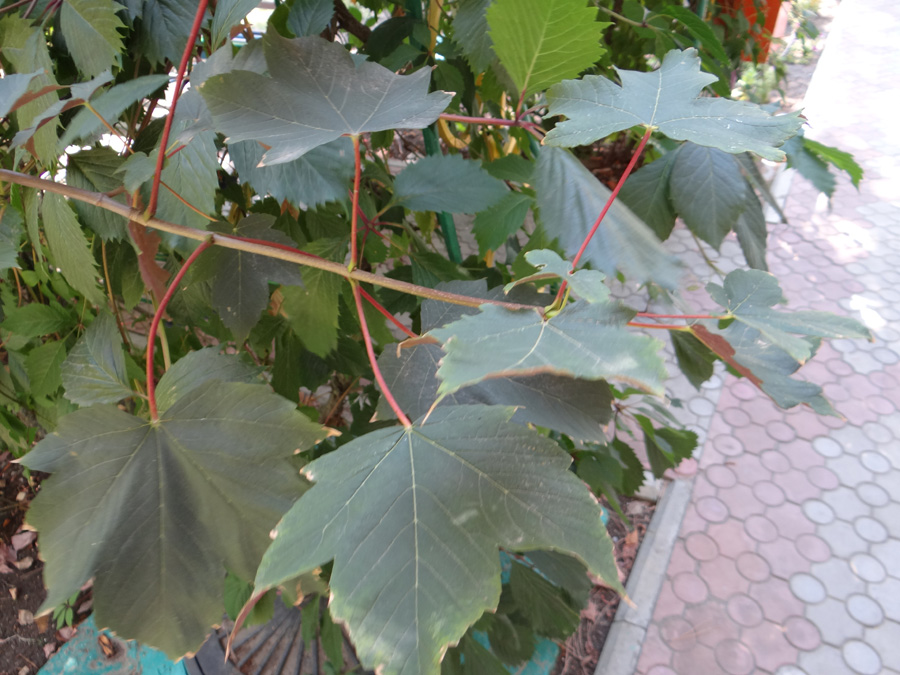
{"left": 350, "top": 134, "right": 362, "bottom": 269}
{"left": 596, "top": 4, "right": 648, "bottom": 28}
{"left": 0, "top": 169, "right": 538, "bottom": 314}
{"left": 146, "top": 238, "right": 213, "bottom": 421}
{"left": 148, "top": 0, "right": 209, "bottom": 217}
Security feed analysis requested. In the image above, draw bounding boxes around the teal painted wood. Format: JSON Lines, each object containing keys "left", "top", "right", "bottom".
{"left": 39, "top": 617, "right": 186, "bottom": 675}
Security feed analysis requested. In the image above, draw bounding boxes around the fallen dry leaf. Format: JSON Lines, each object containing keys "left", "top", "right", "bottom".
{"left": 8, "top": 587, "right": 17, "bottom": 600}
{"left": 57, "top": 625, "right": 77, "bottom": 641}
{"left": 11, "top": 531, "right": 37, "bottom": 551}
{"left": 18, "top": 608, "right": 34, "bottom": 625}
{"left": 35, "top": 613, "right": 51, "bottom": 632}
{"left": 14, "top": 556, "right": 33, "bottom": 570}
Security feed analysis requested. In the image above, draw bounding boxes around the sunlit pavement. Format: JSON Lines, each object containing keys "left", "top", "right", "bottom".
{"left": 631, "top": 0, "right": 900, "bottom": 673}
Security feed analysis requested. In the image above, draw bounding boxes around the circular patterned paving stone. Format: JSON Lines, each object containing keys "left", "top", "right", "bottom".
{"left": 672, "top": 572, "right": 709, "bottom": 604}
{"left": 714, "top": 639, "right": 755, "bottom": 675}
{"left": 847, "top": 594, "right": 885, "bottom": 627}
{"left": 726, "top": 594, "right": 764, "bottom": 627}
{"left": 850, "top": 553, "right": 887, "bottom": 583}
{"left": 842, "top": 640, "right": 882, "bottom": 675}
{"left": 795, "top": 534, "right": 831, "bottom": 563}
{"left": 696, "top": 496, "right": 729, "bottom": 523}
{"left": 745, "top": 515, "right": 779, "bottom": 543}
{"left": 802, "top": 499, "right": 836, "bottom": 525}
{"left": 736, "top": 552, "right": 771, "bottom": 582}
{"left": 784, "top": 616, "right": 821, "bottom": 650}
{"left": 789, "top": 573, "right": 826, "bottom": 604}
{"left": 685, "top": 532, "right": 719, "bottom": 562}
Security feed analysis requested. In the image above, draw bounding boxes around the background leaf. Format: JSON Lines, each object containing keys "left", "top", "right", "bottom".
{"left": 287, "top": 0, "right": 334, "bottom": 37}
{"left": 453, "top": 0, "right": 495, "bottom": 72}
{"left": 669, "top": 143, "right": 747, "bottom": 249}
{"left": 210, "top": 0, "right": 263, "bottom": 48}
{"left": 41, "top": 193, "right": 105, "bottom": 305}
{"left": 66, "top": 148, "right": 129, "bottom": 240}
{"left": 25, "top": 341, "right": 67, "bottom": 399}
{"left": 201, "top": 32, "right": 452, "bottom": 165}
{"left": 472, "top": 191, "right": 532, "bottom": 255}
{"left": 487, "top": 0, "right": 606, "bottom": 97}
{"left": 60, "top": 0, "right": 126, "bottom": 77}
{"left": 229, "top": 137, "right": 355, "bottom": 209}
{"left": 23, "top": 382, "right": 325, "bottom": 657}
{"left": 393, "top": 154, "right": 508, "bottom": 213}
{"left": 136, "top": 0, "right": 197, "bottom": 65}
{"left": 535, "top": 147, "right": 681, "bottom": 288}
{"left": 617, "top": 149, "right": 679, "bottom": 240}
{"left": 545, "top": 49, "right": 802, "bottom": 160}
{"left": 255, "top": 405, "right": 620, "bottom": 675}
{"left": 194, "top": 214, "right": 304, "bottom": 343}
{"left": 61, "top": 312, "right": 132, "bottom": 406}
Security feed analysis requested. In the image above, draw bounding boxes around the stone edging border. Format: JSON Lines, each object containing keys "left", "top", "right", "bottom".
{"left": 593, "top": 477, "right": 695, "bottom": 675}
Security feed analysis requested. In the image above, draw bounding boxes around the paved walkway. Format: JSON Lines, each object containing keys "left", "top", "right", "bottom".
{"left": 632, "top": 0, "right": 900, "bottom": 673}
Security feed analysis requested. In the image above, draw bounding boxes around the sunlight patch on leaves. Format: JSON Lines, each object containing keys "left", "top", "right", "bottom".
{"left": 255, "top": 405, "right": 620, "bottom": 675}
{"left": 487, "top": 0, "right": 607, "bottom": 98}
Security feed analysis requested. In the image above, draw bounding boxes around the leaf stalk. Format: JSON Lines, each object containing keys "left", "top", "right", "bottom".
{"left": 146, "top": 237, "right": 213, "bottom": 421}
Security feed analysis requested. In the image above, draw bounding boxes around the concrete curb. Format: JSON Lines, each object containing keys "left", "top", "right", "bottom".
{"left": 593, "top": 478, "right": 695, "bottom": 675}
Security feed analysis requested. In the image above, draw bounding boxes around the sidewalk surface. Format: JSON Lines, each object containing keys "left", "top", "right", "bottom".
{"left": 633, "top": 0, "right": 900, "bottom": 673}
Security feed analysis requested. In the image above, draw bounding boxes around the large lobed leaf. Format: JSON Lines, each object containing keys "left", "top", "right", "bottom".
{"left": 200, "top": 31, "right": 452, "bottom": 165}
{"left": 430, "top": 299, "right": 666, "bottom": 397}
{"left": 378, "top": 281, "right": 613, "bottom": 442}
{"left": 709, "top": 269, "right": 872, "bottom": 363}
{"left": 60, "top": 312, "right": 132, "bottom": 406}
{"left": 393, "top": 154, "right": 508, "bottom": 214}
{"left": 255, "top": 405, "right": 620, "bottom": 675}
{"left": 544, "top": 49, "right": 803, "bottom": 161}
{"left": 23, "top": 381, "right": 325, "bottom": 657}
{"left": 487, "top": 0, "right": 607, "bottom": 98}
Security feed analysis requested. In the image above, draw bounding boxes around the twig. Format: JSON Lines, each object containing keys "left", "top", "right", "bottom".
{"left": 148, "top": 0, "right": 209, "bottom": 216}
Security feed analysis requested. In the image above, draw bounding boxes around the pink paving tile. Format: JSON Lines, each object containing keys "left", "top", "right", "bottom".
{"left": 713, "top": 639, "right": 756, "bottom": 675}
{"left": 843, "top": 373, "right": 883, "bottom": 399}
{"left": 652, "top": 580, "right": 686, "bottom": 621}
{"left": 696, "top": 496, "right": 730, "bottom": 523}
{"left": 766, "top": 501, "right": 816, "bottom": 540}
{"left": 707, "top": 519, "right": 757, "bottom": 559}
{"left": 659, "top": 615, "right": 698, "bottom": 652}
{"left": 690, "top": 474, "right": 718, "bottom": 500}
{"left": 667, "top": 541, "right": 696, "bottom": 577}
{"left": 760, "top": 450, "right": 791, "bottom": 474}
{"left": 740, "top": 620, "right": 799, "bottom": 673}
{"left": 719, "top": 484, "right": 763, "bottom": 521}
{"left": 726, "top": 593, "right": 765, "bottom": 627}
{"left": 672, "top": 572, "right": 709, "bottom": 605}
{"left": 731, "top": 424, "right": 778, "bottom": 454}
{"left": 736, "top": 552, "right": 771, "bottom": 583}
{"left": 780, "top": 439, "right": 826, "bottom": 471}
{"left": 729, "top": 454, "right": 772, "bottom": 487}
{"left": 757, "top": 537, "right": 811, "bottom": 580}
{"left": 744, "top": 514, "right": 779, "bottom": 543}
{"left": 645, "top": 667, "right": 678, "bottom": 675}
{"left": 766, "top": 420, "right": 798, "bottom": 443}
{"left": 710, "top": 433, "right": 746, "bottom": 458}
{"left": 699, "top": 556, "right": 750, "bottom": 600}
{"left": 808, "top": 465, "right": 840, "bottom": 490}
{"left": 773, "top": 468, "right": 822, "bottom": 504}
{"left": 733, "top": 398, "right": 785, "bottom": 428}
{"left": 836, "top": 397, "right": 881, "bottom": 425}
{"left": 679, "top": 504, "right": 707, "bottom": 535}
{"left": 865, "top": 395, "right": 897, "bottom": 416}
{"left": 706, "top": 464, "right": 738, "bottom": 488}
{"left": 789, "top": 411, "right": 832, "bottom": 440}
{"left": 795, "top": 533, "right": 832, "bottom": 563}
{"left": 722, "top": 407, "right": 752, "bottom": 428}
{"left": 753, "top": 480, "right": 787, "bottom": 507}
{"left": 685, "top": 532, "right": 719, "bottom": 562}
{"left": 784, "top": 615, "right": 822, "bottom": 650}
{"left": 637, "top": 624, "right": 673, "bottom": 671}
{"left": 671, "top": 644, "right": 720, "bottom": 673}
{"left": 749, "top": 577, "right": 805, "bottom": 624}
{"left": 684, "top": 601, "right": 740, "bottom": 648}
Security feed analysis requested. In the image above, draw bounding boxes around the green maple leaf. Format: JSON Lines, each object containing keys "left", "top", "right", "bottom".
{"left": 430, "top": 300, "right": 666, "bottom": 397}
{"left": 393, "top": 154, "right": 508, "bottom": 214}
{"left": 255, "top": 406, "right": 620, "bottom": 675}
{"left": 22, "top": 382, "right": 325, "bottom": 657}
{"left": 200, "top": 31, "right": 452, "bottom": 165}
{"left": 378, "top": 281, "right": 614, "bottom": 442}
{"left": 487, "top": 0, "right": 608, "bottom": 98}
{"left": 544, "top": 49, "right": 803, "bottom": 160}
{"left": 709, "top": 270, "right": 872, "bottom": 363}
